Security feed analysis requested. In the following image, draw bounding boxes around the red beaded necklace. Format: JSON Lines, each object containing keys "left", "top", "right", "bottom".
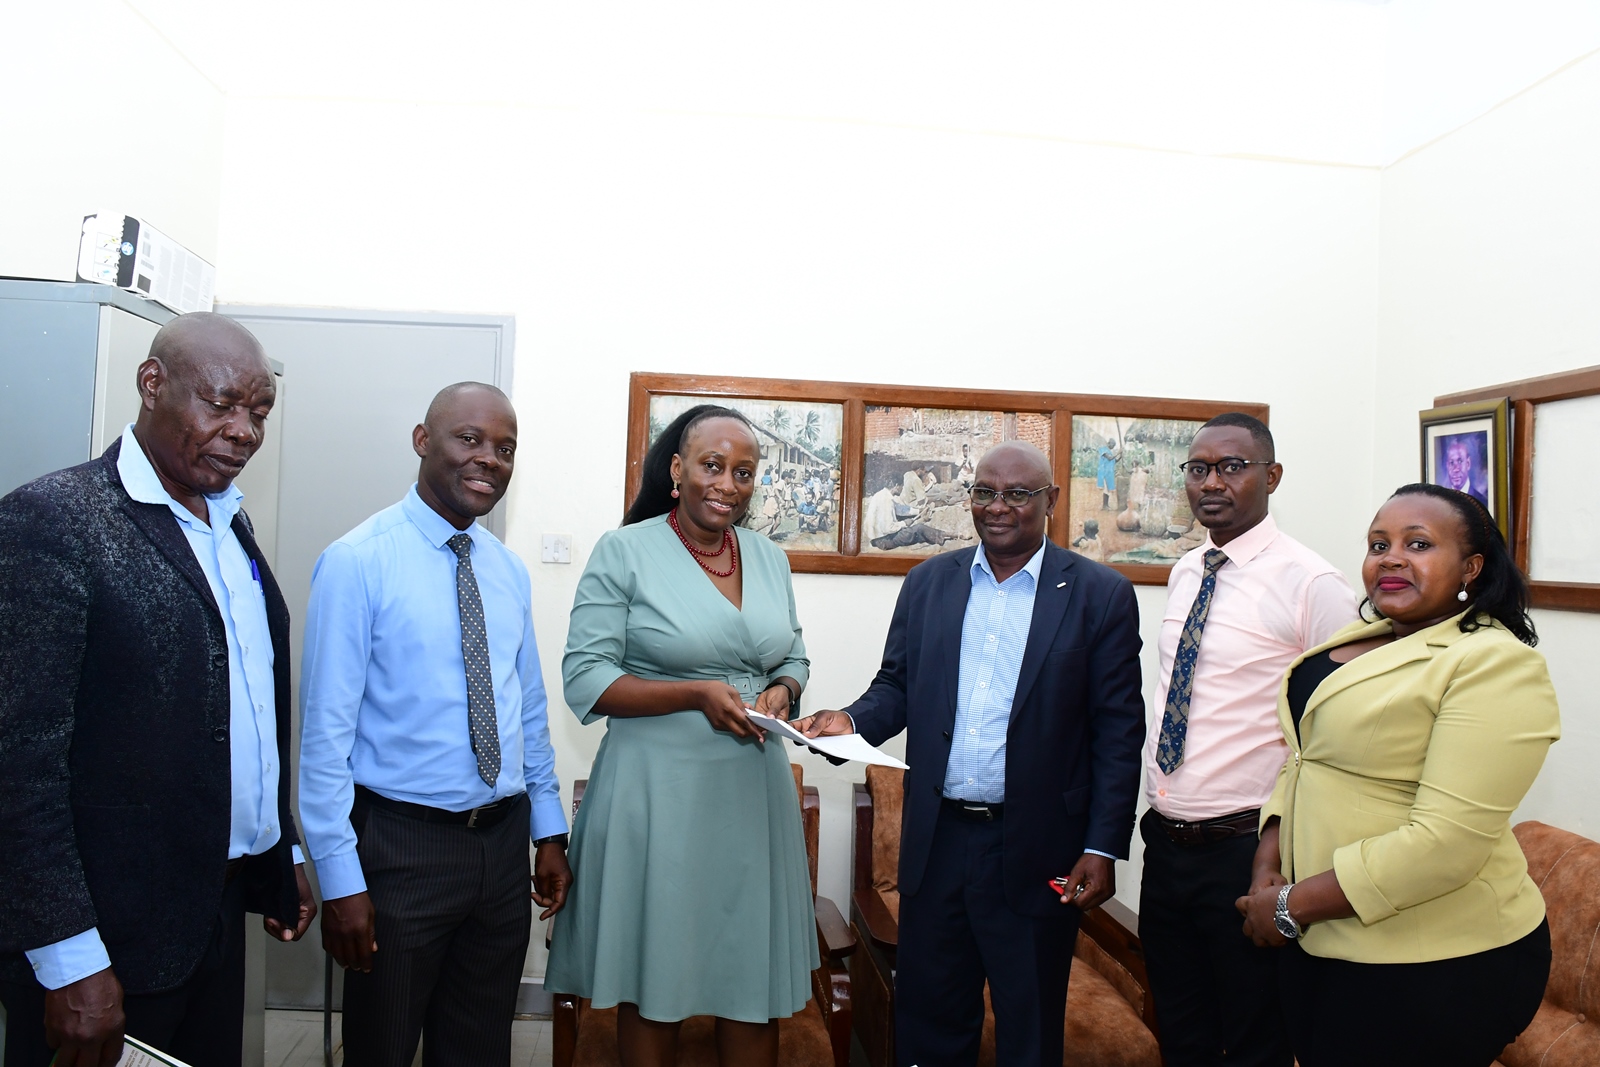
{"left": 667, "top": 508, "right": 738, "bottom": 578}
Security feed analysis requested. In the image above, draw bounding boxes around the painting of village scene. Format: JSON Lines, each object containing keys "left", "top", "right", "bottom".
{"left": 861, "top": 406, "right": 1053, "bottom": 557}
{"left": 1068, "top": 415, "right": 1206, "bottom": 566}
{"left": 647, "top": 394, "right": 844, "bottom": 552}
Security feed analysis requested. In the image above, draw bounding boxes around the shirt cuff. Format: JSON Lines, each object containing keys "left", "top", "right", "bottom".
{"left": 292, "top": 844, "right": 305, "bottom": 866}
{"left": 529, "top": 796, "right": 570, "bottom": 843}
{"left": 25, "top": 928, "right": 112, "bottom": 990}
{"left": 313, "top": 849, "right": 368, "bottom": 901}
{"left": 1084, "top": 848, "right": 1119, "bottom": 860}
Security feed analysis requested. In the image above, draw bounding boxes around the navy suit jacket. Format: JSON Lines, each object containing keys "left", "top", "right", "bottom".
{"left": 845, "top": 540, "right": 1145, "bottom": 918}
{"left": 0, "top": 440, "right": 300, "bottom": 994}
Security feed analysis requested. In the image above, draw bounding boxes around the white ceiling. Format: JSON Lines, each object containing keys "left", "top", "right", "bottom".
{"left": 121, "top": 0, "right": 1600, "bottom": 167}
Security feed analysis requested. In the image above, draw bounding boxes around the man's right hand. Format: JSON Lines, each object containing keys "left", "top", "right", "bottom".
{"left": 44, "top": 967, "right": 125, "bottom": 1067}
{"left": 322, "top": 891, "right": 378, "bottom": 972}
{"left": 793, "top": 710, "right": 854, "bottom": 738}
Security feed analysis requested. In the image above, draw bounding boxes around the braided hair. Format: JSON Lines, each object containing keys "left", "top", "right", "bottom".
{"left": 623, "top": 404, "right": 757, "bottom": 526}
{"left": 1362, "top": 483, "right": 1536, "bottom": 646}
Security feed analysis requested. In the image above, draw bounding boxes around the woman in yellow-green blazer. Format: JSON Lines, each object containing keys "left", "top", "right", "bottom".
{"left": 1237, "top": 484, "right": 1560, "bottom": 1067}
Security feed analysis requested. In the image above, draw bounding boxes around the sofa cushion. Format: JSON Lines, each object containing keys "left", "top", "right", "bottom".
{"left": 973, "top": 957, "right": 1161, "bottom": 1067}
{"left": 1498, "top": 822, "right": 1600, "bottom": 1067}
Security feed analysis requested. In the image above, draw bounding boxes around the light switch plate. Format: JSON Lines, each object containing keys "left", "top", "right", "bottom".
{"left": 541, "top": 534, "right": 572, "bottom": 564}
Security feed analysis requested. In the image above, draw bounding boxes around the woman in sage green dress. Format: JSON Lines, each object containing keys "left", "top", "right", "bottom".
{"left": 545, "top": 405, "right": 818, "bottom": 1067}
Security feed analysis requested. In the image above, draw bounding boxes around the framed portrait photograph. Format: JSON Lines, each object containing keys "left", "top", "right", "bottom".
{"left": 625, "top": 373, "right": 1268, "bottom": 579}
{"left": 1433, "top": 364, "right": 1600, "bottom": 613}
{"left": 1418, "top": 398, "right": 1510, "bottom": 537}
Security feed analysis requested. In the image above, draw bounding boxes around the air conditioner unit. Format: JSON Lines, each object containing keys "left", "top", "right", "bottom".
{"left": 76, "top": 212, "right": 216, "bottom": 315}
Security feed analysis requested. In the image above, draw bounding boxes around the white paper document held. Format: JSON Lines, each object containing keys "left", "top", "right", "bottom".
{"left": 745, "top": 710, "right": 909, "bottom": 769}
{"left": 116, "top": 1036, "right": 193, "bottom": 1067}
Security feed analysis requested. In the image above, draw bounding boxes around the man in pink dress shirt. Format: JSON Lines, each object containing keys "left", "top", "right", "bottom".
{"left": 1140, "top": 413, "right": 1358, "bottom": 1067}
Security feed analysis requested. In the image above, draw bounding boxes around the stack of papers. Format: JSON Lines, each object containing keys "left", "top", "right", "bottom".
{"left": 745, "top": 711, "right": 909, "bottom": 769}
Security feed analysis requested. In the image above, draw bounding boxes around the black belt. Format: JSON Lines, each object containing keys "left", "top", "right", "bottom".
{"left": 224, "top": 856, "right": 248, "bottom": 883}
{"left": 354, "top": 785, "right": 519, "bottom": 830}
{"left": 1150, "top": 807, "right": 1261, "bottom": 846}
{"left": 942, "top": 797, "right": 1004, "bottom": 822}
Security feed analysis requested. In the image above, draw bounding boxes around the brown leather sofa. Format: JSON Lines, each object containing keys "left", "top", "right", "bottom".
{"left": 550, "top": 765, "right": 855, "bottom": 1067}
{"left": 1493, "top": 821, "right": 1600, "bottom": 1066}
{"left": 850, "top": 766, "right": 1162, "bottom": 1067}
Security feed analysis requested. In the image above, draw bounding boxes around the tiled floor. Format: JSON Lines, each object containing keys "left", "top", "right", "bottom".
{"left": 264, "top": 1010, "right": 553, "bottom": 1067}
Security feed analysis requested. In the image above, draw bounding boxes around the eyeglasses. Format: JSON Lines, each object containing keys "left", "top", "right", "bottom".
{"left": 1179, "top": 458, "right": 1274, "bottom": 482}
{"left": 970, "top": 485, "right": 1053, "bottom": 507}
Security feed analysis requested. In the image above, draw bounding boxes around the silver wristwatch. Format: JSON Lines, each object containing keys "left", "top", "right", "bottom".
{"left": 1274, "top": 883, "right": 1303, "bottom": 940}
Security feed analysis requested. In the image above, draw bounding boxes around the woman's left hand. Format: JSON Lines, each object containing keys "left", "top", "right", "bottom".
{"left": 1236, "top": 884, "right": 1289, "bottom": 948}
{"left": 753, "top": 682, "right": 793, "bottom": 721}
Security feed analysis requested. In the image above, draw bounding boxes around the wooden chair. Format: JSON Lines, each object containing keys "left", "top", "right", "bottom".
{"left": 550, "top": 765, "right": 856, "bottom": 1067}
{"left": 851, "top": 766, "right": 1163, "bottom": 1067}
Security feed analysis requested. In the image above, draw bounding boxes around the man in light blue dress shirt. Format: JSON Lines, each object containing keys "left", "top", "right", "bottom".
{"left": 799, "top": 441, "right": 1146, "bottom": 1066}
{"left": 298, "top": 383, "right": 569, "bottom": 1067}
{"left": 0, "top": 314, "right": 315, "bottom": 1067}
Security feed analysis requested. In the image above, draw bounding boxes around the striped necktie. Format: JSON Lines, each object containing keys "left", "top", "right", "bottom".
{"left": 1156, "top": 548, "right": 1229, "bottom": 774}
{"left": 448, "top": 533, "right": 501, "bottom": 787}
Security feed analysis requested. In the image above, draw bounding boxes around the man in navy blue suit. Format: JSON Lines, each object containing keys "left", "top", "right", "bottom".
{"left": 798, "top": 441, "right": 1145, "bottom": 1066}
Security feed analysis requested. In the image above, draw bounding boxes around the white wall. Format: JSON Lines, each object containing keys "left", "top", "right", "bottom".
{"left": 0, "top": 1, "right": 225, "bottom": 280}
{"left": 211, "top": 95, "right": 1382, "bottom": 941}
{"left": 1376, "top": 49, "right": 1600, "bottom": 840}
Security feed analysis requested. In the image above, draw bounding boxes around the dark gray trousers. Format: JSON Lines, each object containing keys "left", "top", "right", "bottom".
{"left": 341, "top": 793, "right": 532, "bottom": 1067}
{"left": 894, "top": 810, "right": 1080, "bottom": 1067}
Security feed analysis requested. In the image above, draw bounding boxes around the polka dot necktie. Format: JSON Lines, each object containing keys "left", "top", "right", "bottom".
{"left": 1156, "top": 548, "right": 1229, "bottom": 774}
{"left": 448, "top": 533, "right": 501, "bottom": 787}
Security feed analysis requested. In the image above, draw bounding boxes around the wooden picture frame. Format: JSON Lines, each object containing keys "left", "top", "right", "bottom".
{"left": 625, "top": 373, "right": 1268, "bottom": 581}
{"left": 1436, "top": 365, "right": 1600, "bottom": 613}
{"left": 1417, "top": 398, "right": 1511, "bottom": 538}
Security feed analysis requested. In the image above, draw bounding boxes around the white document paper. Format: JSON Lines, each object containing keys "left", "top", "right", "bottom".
{"left": 745, "top": 710, "right": 909, "bottom": 769}
{"left": 117, "top": 1036, "right": 193, "bottom": 1067}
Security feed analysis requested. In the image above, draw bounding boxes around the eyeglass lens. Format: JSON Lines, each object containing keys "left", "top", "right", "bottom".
{"left": 1182, "top": 459, "right": 1251, "bottom": 480}
{"left": 971, "top": 487, "right": 1041, "bottom": 506}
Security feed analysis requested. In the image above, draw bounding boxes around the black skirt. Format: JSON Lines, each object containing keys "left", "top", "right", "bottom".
{"left": 1279, "top": 919, "right": 1550, "bottom": 1067}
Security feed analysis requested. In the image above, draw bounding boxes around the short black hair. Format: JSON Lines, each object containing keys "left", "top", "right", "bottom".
{"left": 1199, "top": 412, "right": 1274, "bottom": 459}
{"left": 622, "top": 405, "right": 756, "bottom": 526}
{"left": 1363, "top": 483, "right": 1537, "bottom": 646}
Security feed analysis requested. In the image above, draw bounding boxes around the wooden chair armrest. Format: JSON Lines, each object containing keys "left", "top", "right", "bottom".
{"left": 551, "top": 993, "right": 581, "bottom": 1067}
{"left": 851, "top": 888, "right": 898, "bottom": 952}
{"left": 814, "top": 895, "right": 857, "bottom": 961}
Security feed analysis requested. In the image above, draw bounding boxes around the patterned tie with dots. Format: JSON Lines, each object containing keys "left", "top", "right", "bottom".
{"left": 449, "top": 533, "right": 501, "bottom": 787}
{"left": 1156, "top": 548, "right": 1229, "bottom": 775}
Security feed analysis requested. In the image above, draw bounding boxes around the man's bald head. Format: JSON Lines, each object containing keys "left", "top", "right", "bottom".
{"left": 147, "top": 313, "right": 270, "bottom": 384}
{"left": 132, "top": 313, "right": 277, "bottom": 512}
{"left": 970, "top": 440, "right": 1058, "bottom": 571}
{"left": 412, "top": 382, "right": 518, "bottom": 529}
{"left": 974, "top": 440, "right": 1052, "bottom": 486}
{"left": 424, "top": 382, "right": 512, "bottom": 431}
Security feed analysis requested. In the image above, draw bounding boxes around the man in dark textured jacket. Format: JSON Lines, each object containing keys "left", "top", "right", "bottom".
{"left": 0, "top": 314, "right": 316, "bottom": 1067}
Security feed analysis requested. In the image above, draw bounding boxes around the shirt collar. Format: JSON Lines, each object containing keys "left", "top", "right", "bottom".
{"left": 1204, "top": 512, "right": 1279, "bottom": 567}
{"left": 972, "top": 538, "right": 1047, "bottom": 587}
{"left": 116, "top": 423, "right": 243, "bottom": 531}
{"left": 401, "top": 484, "right": 485, "bottom": 550}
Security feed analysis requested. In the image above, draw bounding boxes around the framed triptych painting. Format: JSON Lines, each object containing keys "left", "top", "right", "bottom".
{"left": 625, "top": 373, "right": 1268, "bottom": 582}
